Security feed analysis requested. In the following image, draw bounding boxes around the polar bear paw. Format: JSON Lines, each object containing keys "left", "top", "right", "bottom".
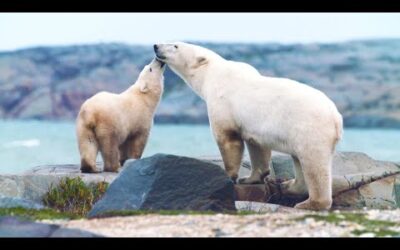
{"left": 80, "top": 166, "right": 101, "bottom": 174}
{"left": 294, "top": 198, "right": 332, "bottom": 211}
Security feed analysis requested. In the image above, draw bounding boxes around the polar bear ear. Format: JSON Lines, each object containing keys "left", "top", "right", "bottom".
{"left": 192, "top": 56, "right": 208, "bottom": 69}
{"left": 139, "top": 82, "right": 149, "bottom": 93}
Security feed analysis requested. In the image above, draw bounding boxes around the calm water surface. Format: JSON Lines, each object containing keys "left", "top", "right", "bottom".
{"left": 0, "top": 120, "right": 399, "bottom": 173}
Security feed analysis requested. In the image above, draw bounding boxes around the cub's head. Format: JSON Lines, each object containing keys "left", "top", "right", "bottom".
{"left": 137, "top": 58, "right": 166, "bottom": 93}
{"left": 153, "top": 42, "right": 210, "bottom": 79}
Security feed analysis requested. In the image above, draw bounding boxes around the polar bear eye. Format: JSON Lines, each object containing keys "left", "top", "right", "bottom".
{"left": 149, "top": 68, "right": 152, "bottom": 72}
{"left": 174, "top": 45, "right": 178, "bottom": 49}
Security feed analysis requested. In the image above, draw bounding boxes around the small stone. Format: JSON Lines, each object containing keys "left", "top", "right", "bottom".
{"left": 358, "top": 232, "right": 375, "bottom": 237}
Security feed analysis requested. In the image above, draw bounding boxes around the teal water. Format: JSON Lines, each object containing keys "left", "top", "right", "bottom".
{"left": 0, "top": 120, "right": 399, "bottom": 174}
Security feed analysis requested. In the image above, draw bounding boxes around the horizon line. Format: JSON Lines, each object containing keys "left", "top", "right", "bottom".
{"left": 1, "top": 37, "right": 400, "bottom": 53}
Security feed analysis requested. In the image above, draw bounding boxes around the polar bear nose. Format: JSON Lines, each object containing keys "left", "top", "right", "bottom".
{"left": 153, "top": 44, "right": 158, "bottom": 52}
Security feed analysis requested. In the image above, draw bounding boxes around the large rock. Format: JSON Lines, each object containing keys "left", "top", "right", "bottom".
{"left": 0, "top": 216, "right": 102, "bottom": 237}
{"left": 88, "top": 154, "right": 236, "bottom": 217}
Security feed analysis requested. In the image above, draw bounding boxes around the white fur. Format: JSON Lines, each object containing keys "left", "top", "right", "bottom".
{"left": 155, "top": 42, "right": 343, "bottom": 210}
{"left": 76, "top": 58, "right": 165, "bottom": 173}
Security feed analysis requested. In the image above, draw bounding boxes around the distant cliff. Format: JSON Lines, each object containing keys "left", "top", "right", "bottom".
{"left": 1, "top": 39, "right": 400, "bottom": 128}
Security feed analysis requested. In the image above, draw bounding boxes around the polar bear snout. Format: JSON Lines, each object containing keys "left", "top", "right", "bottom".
{"left": 154, "top": 44, "right": 167, "bottom": 60}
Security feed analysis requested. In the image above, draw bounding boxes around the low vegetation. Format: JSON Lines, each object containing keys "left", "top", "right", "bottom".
{"left": 42, "top": 177, "right": 109, "bottom": 216}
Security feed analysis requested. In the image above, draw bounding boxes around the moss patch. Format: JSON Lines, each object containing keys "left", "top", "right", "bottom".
{"left": 0, "top": 207, "right": 81, "bottom": 221}
{"left": 42, "top": 177, "right": 109, "bottom": 216}
{"left": 297, "top": 212, "right": 400, "bottom": 237}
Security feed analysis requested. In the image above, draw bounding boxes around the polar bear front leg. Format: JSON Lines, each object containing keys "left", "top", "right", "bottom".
{"left": 214, "top": 131, "right": 244, "bottom": 183}
{"left": 238, "top": 141, "right": 271, "bottom": 184}
{"left": 279, "top": 156, "right": 308, "bottom": 196}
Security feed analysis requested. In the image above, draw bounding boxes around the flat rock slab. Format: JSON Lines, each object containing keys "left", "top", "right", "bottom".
{"left": 0, "top": 196, "right": 44, "bottom": 210}
{"left": 0, "top": 216, "right": 102, "bottom": 237}
{"left": 0, "top": 163, "right": 118, "bottom": 204}
{"left": 89, "top": 154, "right": 236, "bottom": 217}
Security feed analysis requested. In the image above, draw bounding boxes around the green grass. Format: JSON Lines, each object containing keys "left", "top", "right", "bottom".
{"left": 42, "top": 177, "right": 109, "bottom": 216}
{"left": 0, "top": 207, "right": 82, "bottom": 221}
{"left": 297, "top": 212, "right": 400, "bottom": 237}
{"left": 0, "top": 207, "right": 257, "bottom": 221}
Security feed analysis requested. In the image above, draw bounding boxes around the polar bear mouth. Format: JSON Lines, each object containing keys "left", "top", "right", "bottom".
{"left": 155, "top": 53, "right": 167, "bottom": 61}
{"left": 155, "top": 58, "right": 166, "bottom": 67}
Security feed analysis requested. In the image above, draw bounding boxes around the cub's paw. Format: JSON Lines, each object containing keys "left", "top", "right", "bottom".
{"left": 80, "top": 166, "right": 100, "bottom": 173}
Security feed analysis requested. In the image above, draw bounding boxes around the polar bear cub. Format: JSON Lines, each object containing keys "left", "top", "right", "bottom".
{"left": 154, "top": 42, "right": 343, "bottom": 210}
{"left": 76, "top": 58, "right": 165, "bottom": 173}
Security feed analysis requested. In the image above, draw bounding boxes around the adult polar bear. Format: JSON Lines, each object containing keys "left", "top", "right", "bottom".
{"left": 154, "top": 42, "right": 343, "bottom": 210}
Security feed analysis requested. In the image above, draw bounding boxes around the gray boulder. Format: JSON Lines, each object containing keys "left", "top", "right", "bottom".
{"left": 88, "top": 154, "right": 236, "bottom": 218}
{"left": 0, "top": 216, "right": 102, "bottom": 237}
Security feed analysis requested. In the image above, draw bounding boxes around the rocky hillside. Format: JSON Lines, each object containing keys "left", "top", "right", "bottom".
{"left": 1, "top": 39, "right": 400, "bottom": 127}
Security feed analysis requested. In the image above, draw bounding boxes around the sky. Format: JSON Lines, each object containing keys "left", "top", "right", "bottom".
{"left": 0, "top": 13, "right": 400, "bottom": 51}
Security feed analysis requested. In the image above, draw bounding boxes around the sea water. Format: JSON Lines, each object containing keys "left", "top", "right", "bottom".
{"left": 0, "top": 120, "right": 399, "bottom": 174}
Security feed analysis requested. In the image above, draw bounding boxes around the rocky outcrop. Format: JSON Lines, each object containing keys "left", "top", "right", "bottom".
{"left": 0, "top": 151, "right": 399, "bottom": 211}
{"left": 235, "top": 152, "right": 400, "bottom": 209}
{"left": 1, "top": 40, "right": 400, "bottom": 127}
{"left": 88, "top": 154, "right": 236, "bottom": 217}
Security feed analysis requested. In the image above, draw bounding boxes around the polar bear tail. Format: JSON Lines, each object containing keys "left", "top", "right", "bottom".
{"left": 77, "top": 111, "right": 99, "bottom": 172}
{"left": 334, "top": 110, "right": 343, "bottom": 142}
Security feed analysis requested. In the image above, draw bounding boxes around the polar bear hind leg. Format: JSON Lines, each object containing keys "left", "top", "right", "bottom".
{"left": 238, "top": 141, "right": 271, "bottom": 184}
{"left": 293, "top": 153, "right": 333, "bottom": 210}
{"left": 77, "top": 124, "right": 99, "bottom": 173}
